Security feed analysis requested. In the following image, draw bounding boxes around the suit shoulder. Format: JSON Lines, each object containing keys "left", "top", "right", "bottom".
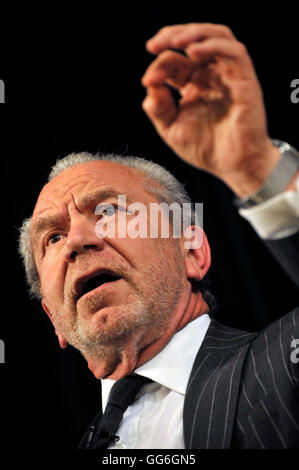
{"left": 264, "top": 307, "right": 299, "bottom": 337}
{"left": 250, "top": 307, "right": 299, "bottom": 358}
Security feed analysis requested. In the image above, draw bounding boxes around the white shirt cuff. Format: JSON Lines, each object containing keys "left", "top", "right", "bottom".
{"left": 239, "top": 176, "right": 299, "bottom": 240}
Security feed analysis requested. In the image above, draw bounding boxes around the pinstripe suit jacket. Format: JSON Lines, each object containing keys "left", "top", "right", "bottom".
{"left": 184, "top": 233, "right": 299, "bottom": 449}
{"left": 184, "top": 308, "right": 299, "bottom": 449}
{"left": 80, "top": 309, "right": 299, "bottom": 449}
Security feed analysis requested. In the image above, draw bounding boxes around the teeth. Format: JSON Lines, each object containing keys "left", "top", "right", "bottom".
{"left": 80, "top": 273, "right": 120, "bottom": 298}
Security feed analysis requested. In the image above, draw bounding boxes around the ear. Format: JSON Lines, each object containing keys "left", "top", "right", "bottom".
{"left": 183, "top": 226, "right": 211, "bottom": 281}
{"left": 41, "top": 299, "right": 68, "bottom": 349}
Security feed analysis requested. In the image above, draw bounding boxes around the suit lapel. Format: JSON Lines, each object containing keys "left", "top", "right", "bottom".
{"left": 184, "top": 319, "right": 257, "bottom": 449}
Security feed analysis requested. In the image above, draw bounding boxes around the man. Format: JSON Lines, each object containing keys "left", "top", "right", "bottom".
{"left": 19, "top": 23, "right": 299, "bottom": 448}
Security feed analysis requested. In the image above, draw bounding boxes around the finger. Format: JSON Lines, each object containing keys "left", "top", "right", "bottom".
{"left": 185, "top": 39, "right": 254, "bottom": 77}
{"left": 142, "top": 50, "right": 194, "bottom": 89}
{"left": 142, "top": 86, "right": 178, "bottom": 129}
{"left": 146, "top": 23, "right": 235, "bottom": 54}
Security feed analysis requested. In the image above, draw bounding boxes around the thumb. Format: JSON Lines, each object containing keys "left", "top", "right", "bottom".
{"left": 142, "top": 86, "right": 177, "bottom": 132}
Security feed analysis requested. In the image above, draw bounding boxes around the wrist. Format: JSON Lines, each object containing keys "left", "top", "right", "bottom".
{"left": 224, "top": 140, "right": 281, "bottom": 197}
{"left": 233, "top": 140, "right": 299, "bottom": 208}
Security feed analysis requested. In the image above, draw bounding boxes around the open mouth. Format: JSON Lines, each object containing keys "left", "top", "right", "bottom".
{"left": 77, "top": 271, "right": 121, "bottom": 300}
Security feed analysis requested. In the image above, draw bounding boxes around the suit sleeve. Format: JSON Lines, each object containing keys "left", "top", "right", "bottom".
{"left": 264, "top": 231, "right": 299, "bottom": 290}
{"left": 236, "top": 154, "right": 299, "bottom": 288}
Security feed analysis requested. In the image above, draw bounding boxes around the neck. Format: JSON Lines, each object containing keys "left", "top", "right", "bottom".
{"left": 135, "top": 288, "right": 209, "bottom": 370}
{"left": 97, "top": 287, "right": 209, "bottom": 381}
{"left": 177, "top": 289, "right": 209, "bottom": 331}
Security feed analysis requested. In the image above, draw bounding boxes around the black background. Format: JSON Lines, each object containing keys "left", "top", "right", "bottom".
{"left": 1, "top": 5, "right": 299, "bottom": 455}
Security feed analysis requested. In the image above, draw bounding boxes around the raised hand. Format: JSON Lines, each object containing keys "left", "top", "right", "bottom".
{"left": 142, "top": 23, "right": 280, "bottom": 197}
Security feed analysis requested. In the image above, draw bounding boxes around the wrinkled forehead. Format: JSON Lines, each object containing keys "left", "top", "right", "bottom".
{"left": 32, "top": 160, "right": 151, "bottom": 217}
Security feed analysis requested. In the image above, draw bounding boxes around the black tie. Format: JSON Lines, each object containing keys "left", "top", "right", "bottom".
{"left": 84, "top": 374, "right": 153, "bottom": 449}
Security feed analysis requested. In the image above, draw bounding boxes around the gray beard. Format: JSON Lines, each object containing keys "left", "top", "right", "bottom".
{"left": 53, "top": 244, "right": 183, "bottom": 372}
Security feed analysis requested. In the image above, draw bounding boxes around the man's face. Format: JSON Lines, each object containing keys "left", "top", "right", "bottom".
{"left": 31, "top": 161, "right": 189, "bottom": 379}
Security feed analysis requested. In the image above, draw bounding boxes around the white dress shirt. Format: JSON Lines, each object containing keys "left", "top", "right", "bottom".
{"left": 101, "top": 314, "right": 211, "bottom": 449}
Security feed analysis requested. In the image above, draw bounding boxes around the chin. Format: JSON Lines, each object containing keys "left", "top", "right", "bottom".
{"left": 86, "top": 338, "right": 140, "bottom": 380}
{"left": 81, "top": 306, "right": 142, "bottom": 346}
{"left": 87, "top": 358, "right": 130, "bottom": 381}
{"left": 89, "top": 366, "right": 106, "bottom": 380}
{"left": 93, "top": 363, "right": 136, "bottom": 381}
{"left": 87, "top": 357, "right": 117, "bottom": 380}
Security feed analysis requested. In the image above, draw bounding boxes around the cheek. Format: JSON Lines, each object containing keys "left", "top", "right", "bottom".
{"left": 39, "top": 258, "right": 66, "bottom": 307}
{"left": 111, "top": 237, "right": 161, "bottom": 268}
{"left": 123, "top": 238, "right": 182, "bottom": 278}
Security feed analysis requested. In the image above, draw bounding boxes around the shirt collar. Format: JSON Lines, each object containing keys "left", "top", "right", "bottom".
{"left": 101, "top": 314, "right": 211, "bottom": 409}
{"left": 135, "top": 313, "right": 211, "bottom": 394}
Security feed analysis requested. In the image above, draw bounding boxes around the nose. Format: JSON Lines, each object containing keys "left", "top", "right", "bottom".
{"left": 62, "top": 214, "right": 105, "bottom": 263}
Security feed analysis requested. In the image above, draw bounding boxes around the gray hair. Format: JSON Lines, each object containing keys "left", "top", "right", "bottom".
{"left": 19, "top": 152, "right": 215, "bottom": 310}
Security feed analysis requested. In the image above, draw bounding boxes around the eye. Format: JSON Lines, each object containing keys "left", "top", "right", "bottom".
{"left": 101, "top": 206, "right": 116, "bottom": 218}
{"left": 46, "top": 233, "right": 63, "bottom": 246}
{"left": 96, "top": 204, "right": 119, "bottom": 220}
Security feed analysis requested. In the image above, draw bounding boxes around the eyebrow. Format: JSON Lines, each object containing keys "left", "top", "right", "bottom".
{"left": 31, "top": 188, "right": 132, "bottom": 243}
{"left": 78, "top": 188, "right": 123, "bottom": 208}
{"left": 31, "top": 214, "right": 67, "bottom": 244}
